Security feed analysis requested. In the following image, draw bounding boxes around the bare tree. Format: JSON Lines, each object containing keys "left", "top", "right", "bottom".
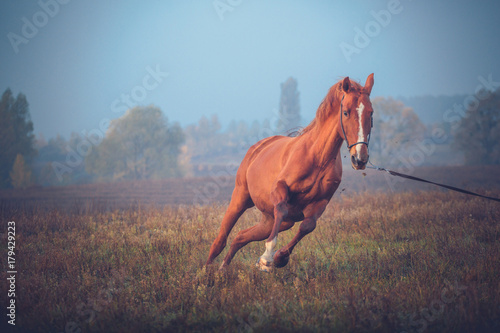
{"left": 276, "top": 77, "right": 301, "bottom": 134}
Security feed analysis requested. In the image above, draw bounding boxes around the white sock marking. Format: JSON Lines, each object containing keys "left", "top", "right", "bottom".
{"left": 262, "top": 237, "right": 277, "bottom": 262}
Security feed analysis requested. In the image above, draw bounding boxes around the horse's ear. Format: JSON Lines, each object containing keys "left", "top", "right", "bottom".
{"left": 364, "top": 73, "right": 374, "bottom": 95}
{"left": 342, "top": 77, "right": 350, "bottom": 93}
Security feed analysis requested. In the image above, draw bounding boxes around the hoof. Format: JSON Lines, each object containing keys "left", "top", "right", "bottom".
{"left": 256, "top": 257, "right": 273, "bottom": 272}
{"left": 273, "top": 250, "right": 290, "bottom": 268}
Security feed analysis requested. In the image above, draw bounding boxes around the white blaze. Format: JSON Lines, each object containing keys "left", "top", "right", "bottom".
{"left": 356, "top": 102, "right": 365, "bottom": 156}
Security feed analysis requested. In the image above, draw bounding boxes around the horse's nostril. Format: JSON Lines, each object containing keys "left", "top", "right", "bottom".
{"left": 351, "top": 155, "right": 357, "bottom": 165}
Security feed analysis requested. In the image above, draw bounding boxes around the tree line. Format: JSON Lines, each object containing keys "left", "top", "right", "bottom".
{"left": 1, "top": 77, "right": 499, "bottom": 189}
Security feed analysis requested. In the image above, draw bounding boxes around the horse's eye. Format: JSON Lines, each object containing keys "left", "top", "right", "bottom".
{"left": 343, "top": 111, "right": 348, "bottom": 117}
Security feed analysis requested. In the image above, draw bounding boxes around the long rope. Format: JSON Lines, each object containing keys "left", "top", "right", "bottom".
{"left": 366, "top": 163, "right": 500, "bottom": 203}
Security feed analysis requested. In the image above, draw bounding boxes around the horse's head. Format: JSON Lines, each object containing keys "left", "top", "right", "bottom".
{"left": 338, "top": 74, "right": 374, "bottom": 170}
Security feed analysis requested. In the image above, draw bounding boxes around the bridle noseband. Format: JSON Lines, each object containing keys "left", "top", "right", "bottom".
{"left": 339, "top": 94, "right": 373, "bottom": 150}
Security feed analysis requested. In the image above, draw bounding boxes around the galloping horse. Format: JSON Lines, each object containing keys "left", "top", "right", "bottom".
{"left": 206, "top": 74, "right": 375, "bottom": 271}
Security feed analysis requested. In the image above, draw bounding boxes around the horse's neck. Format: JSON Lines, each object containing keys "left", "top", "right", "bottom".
{"left": 304, "top": 103, "right": 344, "bottom": 167}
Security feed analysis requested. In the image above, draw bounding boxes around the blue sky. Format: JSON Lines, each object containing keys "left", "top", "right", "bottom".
{"left": 1, "top": 0, "right": 500, "bottom": 138}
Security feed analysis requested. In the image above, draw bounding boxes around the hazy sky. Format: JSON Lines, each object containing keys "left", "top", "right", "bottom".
{"left": 1, "top": 0, "right": 500, "bottom": 138}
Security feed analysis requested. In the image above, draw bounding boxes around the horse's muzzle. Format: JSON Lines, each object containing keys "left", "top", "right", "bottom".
{"left": 351, "top": 154, "right": 368, "bottom": 170}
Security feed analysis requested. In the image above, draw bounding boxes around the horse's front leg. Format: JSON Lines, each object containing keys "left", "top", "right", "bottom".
{"left": 256, "top": 180, "right": 289, "bottom": 271}
{"left": 273, "top": 200, "right": 329, "bottom": 268}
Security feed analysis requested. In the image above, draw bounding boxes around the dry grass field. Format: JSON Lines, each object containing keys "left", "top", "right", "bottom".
{"left": 1, "top": 166, "right": 499, "bottom": 332}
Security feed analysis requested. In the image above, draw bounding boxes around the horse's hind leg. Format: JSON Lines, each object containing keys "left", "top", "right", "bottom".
{"left": 206, "top": 185, "right": 253, "bottom": 266}
{"left": 220, "top": 213, "right": 278, "bottom": 268}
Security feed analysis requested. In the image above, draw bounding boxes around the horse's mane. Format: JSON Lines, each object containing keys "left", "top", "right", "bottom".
{"left": 299, "top": 78, "right": 363, "bottom": 135}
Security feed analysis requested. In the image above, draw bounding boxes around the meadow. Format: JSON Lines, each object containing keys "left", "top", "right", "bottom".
{"left": 1, "top": 166, "right": 500, "bottom": 332}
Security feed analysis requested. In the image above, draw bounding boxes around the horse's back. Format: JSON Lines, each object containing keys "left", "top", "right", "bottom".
{"left": 238, "top": 135, "right": 290, "bottom": 172}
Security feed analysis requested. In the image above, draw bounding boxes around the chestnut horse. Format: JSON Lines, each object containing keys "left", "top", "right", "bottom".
{"left": 206, "top": 74, "right": 375, "bottom": 271}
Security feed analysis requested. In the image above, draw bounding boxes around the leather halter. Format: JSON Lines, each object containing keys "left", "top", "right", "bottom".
{"left": 339, "top": 94, "right": 373, "bottom": 150}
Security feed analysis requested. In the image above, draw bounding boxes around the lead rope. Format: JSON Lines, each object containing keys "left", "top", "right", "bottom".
{"left": 366, "top": 160, "right": 500, "bottom": 203}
